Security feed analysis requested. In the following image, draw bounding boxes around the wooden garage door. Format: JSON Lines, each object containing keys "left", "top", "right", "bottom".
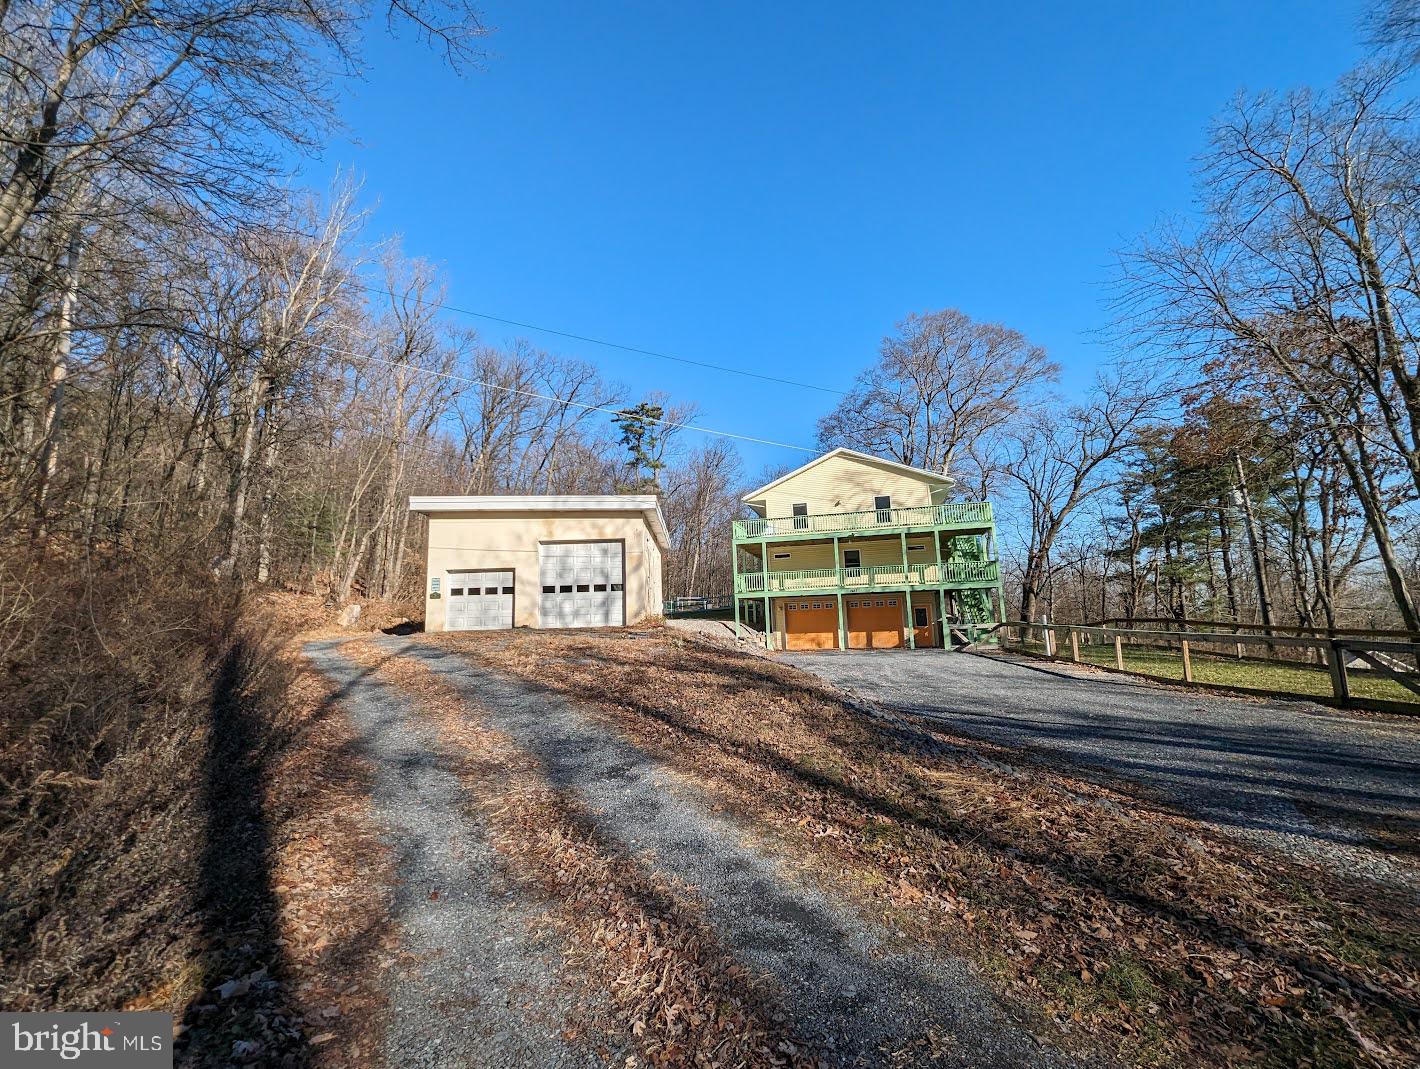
{"left": 845, "top": 596, "right": 904, "bottom": 649}
{"left": 784, "top": 599, "right": 838, "bottom": 650}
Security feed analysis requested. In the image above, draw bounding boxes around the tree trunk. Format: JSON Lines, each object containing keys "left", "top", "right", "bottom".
{"left": 31, "top": 232, "right": 81, "bottom": 539}
{"left": 216, "top": 370, "right": 270, "bottom": 579}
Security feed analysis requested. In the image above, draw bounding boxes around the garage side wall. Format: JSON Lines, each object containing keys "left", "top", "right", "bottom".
{"left": 423, "top": 511, "right": 662, "bottom": 631}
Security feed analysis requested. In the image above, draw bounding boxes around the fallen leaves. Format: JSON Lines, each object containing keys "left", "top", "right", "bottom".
{"left": 342, "top": 638, "right": 823, "bottom": 1069}
{"left": 447, "top": 627, "right": 1420, "bottom": 1069}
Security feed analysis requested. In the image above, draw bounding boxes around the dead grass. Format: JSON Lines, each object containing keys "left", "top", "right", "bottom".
{"left": 0, "top": 547, "right": 395, "bottom": 1066}
{"left": 340, "top": 637, "right": 825, "bottom": 1069}
{"left": 260, "top": 590, "right": 422, "bottom": 637}
{"left": 436, "top": 627, "right": 1420, "bottom": 1069}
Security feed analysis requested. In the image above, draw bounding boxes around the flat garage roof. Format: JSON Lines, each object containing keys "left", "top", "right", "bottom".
{"left": 407, "top": 494, "right": 670, "bottom": 550}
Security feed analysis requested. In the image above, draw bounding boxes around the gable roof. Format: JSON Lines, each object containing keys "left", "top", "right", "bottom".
{"left": 407, "top": 494, "right": 669, "bottom": 549}
{"left": 741, "top": 447, "right": 954, "bottom": 507}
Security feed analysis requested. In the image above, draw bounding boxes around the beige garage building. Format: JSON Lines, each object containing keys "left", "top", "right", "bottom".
{"left": 409, "top": 495, "right": 668, "bottom": 632}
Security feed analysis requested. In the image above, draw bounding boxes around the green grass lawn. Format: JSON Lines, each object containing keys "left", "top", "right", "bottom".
{"left": 1012, "top": 637, "right": 1420, "bottom": 710}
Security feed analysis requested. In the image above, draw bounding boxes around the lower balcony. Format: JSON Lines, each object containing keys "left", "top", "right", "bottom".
{"left": 734, "top": 559, "right": 999, "bottom": 596}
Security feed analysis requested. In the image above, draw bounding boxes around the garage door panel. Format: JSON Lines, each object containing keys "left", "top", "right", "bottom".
{"left": 538, "top": 542, "right": 624, "bottom": 628}
{"left": 846, "top": 597, "right": 904, "bottom": 649}
{"left": 785, "top": 600, "right": 838, "bottom": 651}
{"left": 445, "top": 570, "right": 514, "bottom": 631}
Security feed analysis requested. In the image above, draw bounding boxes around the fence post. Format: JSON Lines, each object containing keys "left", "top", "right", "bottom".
{"left": 1069, "top": 628, "right": 1080, "bottom": 662}
{"left": 1326, "top": 639, "right": 1351, "bottom": 706}
{"left": 1114, "top": 632, "right": 1124, "bottom": 670}
{"left": 1180, "top": 639, "right": 1193, "bottom": 683}
{"left": 1043, "top": 625, "right": 1055, "bottom": 658}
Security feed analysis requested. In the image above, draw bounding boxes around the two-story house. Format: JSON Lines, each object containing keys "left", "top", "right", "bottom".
{"left": 731, "top": 448, "right": 1001, "bottom": 650}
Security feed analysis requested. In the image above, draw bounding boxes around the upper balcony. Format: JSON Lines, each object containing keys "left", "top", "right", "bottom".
{"left": 731, "top": 500, "right": 993, "bottom": 543}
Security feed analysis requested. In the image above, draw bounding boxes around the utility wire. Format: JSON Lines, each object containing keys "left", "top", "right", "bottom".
{"left": 159, "top": 319, "right": 820, "bottom": 455}
{"left": 345, "top": 276, "right": 850, "bottom": 397}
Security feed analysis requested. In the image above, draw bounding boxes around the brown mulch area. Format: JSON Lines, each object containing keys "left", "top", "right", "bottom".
{"left": 432, "top": 627, "right": 1419, "bottom": 1069}
{"left": 340, "top": 637, "right": 825, "bottom": 1069}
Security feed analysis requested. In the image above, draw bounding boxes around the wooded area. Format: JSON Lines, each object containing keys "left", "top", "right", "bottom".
{"left": 3, "top": 4, "right": 1418, "bottom": 1065}
{"left": 3, "top": 2, "right": 1419, "bottom": 642}
{"left": 818, "top": 11, "right": 1420, "bottom": 637}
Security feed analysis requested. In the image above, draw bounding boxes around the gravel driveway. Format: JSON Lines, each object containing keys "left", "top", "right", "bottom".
{"left": 308, "top": 636, "right": 1087, "bottom": 1068}
{"left": 782, "top": 649, "right": 1420, "bottom": 883}
{"left": 304, "top": 639, "right": 612, "bottom": 1068}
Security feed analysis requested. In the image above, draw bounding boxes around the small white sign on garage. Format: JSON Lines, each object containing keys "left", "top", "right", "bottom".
{"left": 538, "top": 541, "right": 624, "bottom": 628}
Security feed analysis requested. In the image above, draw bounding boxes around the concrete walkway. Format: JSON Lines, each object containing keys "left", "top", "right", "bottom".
{"left": 782, "top": 648, "right": 1420, "bottom": 887}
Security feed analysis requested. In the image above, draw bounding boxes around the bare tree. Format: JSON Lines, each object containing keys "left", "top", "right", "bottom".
{"left": 1006, "top": 371, "right": 1164, "bottom": 624}
{"left": 817, "top": 308, "right": 1057, "bottom": 493}
{"left": 1120, "top": 63, "right": 1420, "bottom": 627}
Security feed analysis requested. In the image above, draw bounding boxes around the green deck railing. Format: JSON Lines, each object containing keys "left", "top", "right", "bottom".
{"left": 733, "top": 559, "right": 999, "bottom": 595}
{"left": 732, "top": 500, "right": 992, "bottom": 542}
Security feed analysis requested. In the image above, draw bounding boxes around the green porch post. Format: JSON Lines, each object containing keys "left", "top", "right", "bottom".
{"left": 760, "top": 540, "right": 771, "bottom": 649}
{"left": 732, "top": 543, "right": 741, "bottom": 641}
{"left": 900, "top": 530, "right": 915, "bottom": 649}
{"left": 833, "top": 535, "right": 846, "bottom": 649}
{"left": 934, "top": 529, "right": 947, "bottom": 648}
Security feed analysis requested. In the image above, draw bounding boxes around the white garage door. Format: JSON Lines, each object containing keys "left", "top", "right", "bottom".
{"left": 538, "top": 542, "right": 624, "bottom": 628}
{"left": 445, "top": 570, "right": 514, "bottom": 631}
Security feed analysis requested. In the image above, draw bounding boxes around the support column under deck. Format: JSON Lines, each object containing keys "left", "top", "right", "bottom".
{"left": 833, "top": 534, "right": 846, "bottom": 649}
{"left": 900, "top": 531, "right": 916, "bottom": 650}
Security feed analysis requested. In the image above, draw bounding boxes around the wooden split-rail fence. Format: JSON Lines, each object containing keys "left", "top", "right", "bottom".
{"left": 994, "top": 620, "right": 1420, "bottom": 716}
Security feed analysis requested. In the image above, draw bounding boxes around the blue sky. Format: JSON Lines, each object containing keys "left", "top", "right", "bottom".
{"left": 306, "top": 0, "right": 1369, "bottom": 477}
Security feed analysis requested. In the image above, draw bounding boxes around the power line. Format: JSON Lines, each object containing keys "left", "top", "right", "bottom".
{"left": 160, "top": 319, "right": 820, "bottom": 455}
{"left": 1, "top": 245, "right": 850, "bottom": 397}
{"left": 344, "top": 277, "right": 850, "bottom": 397}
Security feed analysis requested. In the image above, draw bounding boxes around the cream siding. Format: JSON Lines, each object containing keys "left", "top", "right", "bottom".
{"left": 756, "top": 453, "right": 945, "bottom": 518}
{"left": 422, "top": 511, "right": 661, "bottom": 632}
{"left": 751, "top": 535, "right": 937, "bottom": 572}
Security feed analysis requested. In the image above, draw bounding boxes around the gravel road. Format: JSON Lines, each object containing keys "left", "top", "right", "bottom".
{"left": 783, "top": 648, "right": 1420, "bottom": 885}
{"left": 370, "top": 637, "right": 1086, "bottom": 1068}
{"left": 303, "top": 639, "right": 613, "bottom": 1069}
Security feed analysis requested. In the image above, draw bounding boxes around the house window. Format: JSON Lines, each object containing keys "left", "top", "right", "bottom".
{"left": 792, "top": 502, "right": 809, "bottom": 530}
{"left": 773, "top": 552, "right": 791, "bottom": 559}
{"left": 843, "top": 549, "right": 861, "bottom": 570}
{"left": 914, "top": 606, "right": 929, "bottom": 627}
{"left": 907, "top": 544, "right": 925, "bottom": 551}
{"left": 875, "top": 495, "right": 892, "bottom": 523}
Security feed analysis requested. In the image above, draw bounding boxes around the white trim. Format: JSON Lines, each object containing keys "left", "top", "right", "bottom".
{"left": 408, "top": 494, "right": 669, "bottom": 549}
{"left": 741, "top": 448, "right": 954, "bottom": 506}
